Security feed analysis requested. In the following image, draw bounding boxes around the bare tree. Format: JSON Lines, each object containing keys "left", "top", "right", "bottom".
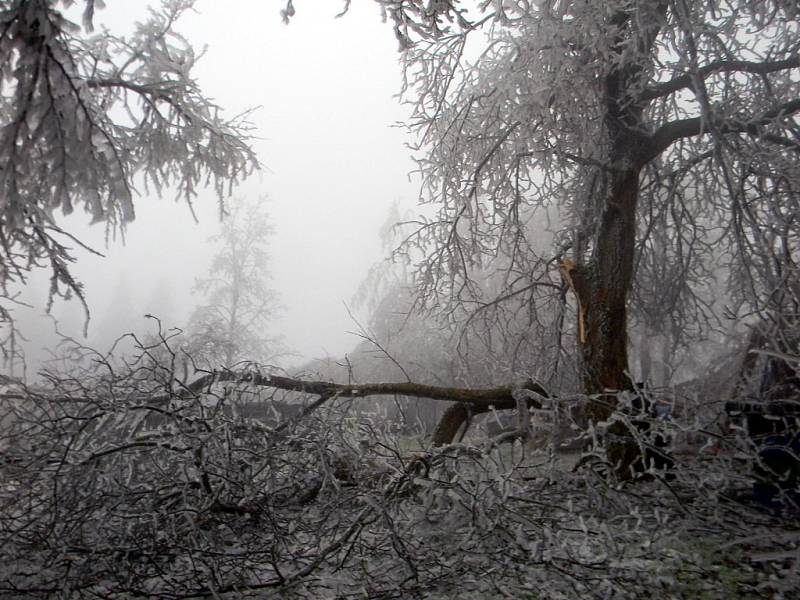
{"left": 187, "top": 196, "right": 281, "bottom": 368}
{"left": 341, "top": 2, "right": 800, "bottom": 410}
{"left": 0, "top": 0, "right": 258, "bottom": 358}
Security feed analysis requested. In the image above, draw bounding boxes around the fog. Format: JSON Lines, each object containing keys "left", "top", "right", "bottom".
{"left": 10, "top": 1, "right": 418, "bottom": 377}
{"left": 3, "top": 3, "right": 800, "bottom": 596}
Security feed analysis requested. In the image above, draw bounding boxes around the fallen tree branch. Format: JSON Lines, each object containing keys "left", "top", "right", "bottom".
{"left": 173, "top": 371, "right": 549, "bottom": 413}
{"left": 0, "top": 371, "right": 550, "bottom": 447}
{"left": 183, "top": 371, "right": 550, "bottom": 446}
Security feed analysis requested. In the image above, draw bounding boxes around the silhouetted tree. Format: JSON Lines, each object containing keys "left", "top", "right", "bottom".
{"left": 187, "top": 196, "right": 281, "bottom": 368}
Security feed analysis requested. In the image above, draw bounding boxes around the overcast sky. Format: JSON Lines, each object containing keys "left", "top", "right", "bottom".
{"left": 14, "top": 1, "right": 419, "bottom": 375}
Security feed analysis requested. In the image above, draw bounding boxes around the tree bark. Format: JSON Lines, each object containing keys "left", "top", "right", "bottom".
{"left": 582, "top": 169, "right": 639, "bottom": 387}
{"left": 154, "top": 372, "right": 550, "bottom": 447}
{"left": 430, "top": 403, "right": 478, "bottom": 446}
{"left": 574, "top": 162, "right": 652, "bottom": 477}
{"left": 151, "top": 371, "right": 547, "bottom": 412}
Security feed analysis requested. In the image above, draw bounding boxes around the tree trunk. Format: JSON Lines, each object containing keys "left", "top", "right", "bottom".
{"left": 566, "top": 165, "right": 646, "bottom": 478}
{"left": 562, "top": 9, "right": 663, "bottom": 473}
{"left": 568, "top": 2, "right": 663, "bottom": 405}
{"left": 570, "top": 168, "right": 640, "bottom": 396}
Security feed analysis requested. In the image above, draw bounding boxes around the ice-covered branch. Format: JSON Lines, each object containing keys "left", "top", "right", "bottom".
{"left": 640, "top": 55, "right": 800, "bottom": 102}
{"left": 649, "top": 97, "right": 800, "bottom": 158}
{"left": 186, "top": 370, "right": 548, "bottom": 412}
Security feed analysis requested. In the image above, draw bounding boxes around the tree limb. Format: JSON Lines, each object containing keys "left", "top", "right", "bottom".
{"left": 2, "top": 373, "right": 548, "bottom": 417}
{"left": 640, "top": 55, "right": 800, "bottom": 102}
{"left": 649, "top": 97, "right": 800, "bottom": 158}
{"left": 207, "top": 371, "right": 548, "bottom": 412}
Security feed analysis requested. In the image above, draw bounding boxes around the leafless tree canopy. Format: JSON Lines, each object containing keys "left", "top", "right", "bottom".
{"left": 186, "top": 196, "right": 282, "bottom": 369}
{"left": 351, "top": 0, "right": 800, "bottom": 393}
